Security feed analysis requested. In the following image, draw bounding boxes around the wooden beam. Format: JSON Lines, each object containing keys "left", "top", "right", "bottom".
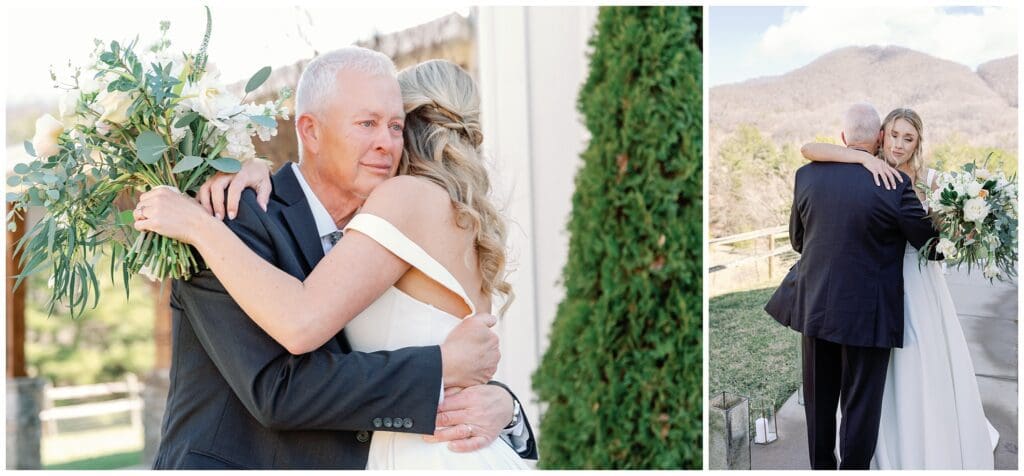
{"left": 7, "top": 202, "right": 27, "bottom": 378}
{"left": 151, "top": 280, "right": 172, "bottom": 370}
{"left": 708, "top": 226, "right": 788, "bottom": 246}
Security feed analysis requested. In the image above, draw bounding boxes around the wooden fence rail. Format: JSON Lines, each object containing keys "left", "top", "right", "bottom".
{"left": 39, "top": 373, "right": 143, "bottom": 437}
{"left": 708, "top": 225, "right": 794, "bottom": 279}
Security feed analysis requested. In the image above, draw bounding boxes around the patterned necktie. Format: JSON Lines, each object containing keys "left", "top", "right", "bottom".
{"left": 327, "top": 230, "right": 343, "bottom": 247}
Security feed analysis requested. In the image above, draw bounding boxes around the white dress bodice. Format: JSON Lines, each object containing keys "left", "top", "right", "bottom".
{"left": 340, "top": 213, "right": 527, "bottom": 470}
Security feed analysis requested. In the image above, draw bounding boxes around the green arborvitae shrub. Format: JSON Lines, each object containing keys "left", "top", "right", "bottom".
{"left": 532, "top": 6, "right": 702, "bottom": 469}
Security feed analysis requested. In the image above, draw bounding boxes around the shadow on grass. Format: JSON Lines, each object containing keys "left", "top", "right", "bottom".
{"left": 709, "top": 285, "right": 801, "bottom": 413}
{"left": 44, "top": 450, "right": 141, "bottom": 470}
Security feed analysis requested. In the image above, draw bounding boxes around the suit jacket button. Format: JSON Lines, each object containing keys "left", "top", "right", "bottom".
{"left": 383, "top": 417, "right": 393, "bottom": 428}
{"left": 403, "top": 418, "right": 413, "bottom": 429}
{"left": 372, "top": 418, "right": 382, "bottom": 428}
{"left": 356, "top": 431, "right": 370, "bottom": 443}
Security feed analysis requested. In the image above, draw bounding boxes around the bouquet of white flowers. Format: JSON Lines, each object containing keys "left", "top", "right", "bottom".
{"left": 921, "top": 156, "right": 1018, "bottom": 281}
{"left": 6, "top": 8, "right": 290, "bottom": 316}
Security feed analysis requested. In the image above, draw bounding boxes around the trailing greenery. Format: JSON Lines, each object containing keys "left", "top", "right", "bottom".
{"left": 532, "top": 6, "right": 702, "bottom": 469}
{"left": 6, "top": 9, "right": 288, "bottom": 318}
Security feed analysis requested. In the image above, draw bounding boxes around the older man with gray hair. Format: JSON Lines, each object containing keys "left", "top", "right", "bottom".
{"left": 154, "top": 46, "right": 535, "bottom": 469}
{"left": 766, "top": 102, "right": 939, "bottom": 469}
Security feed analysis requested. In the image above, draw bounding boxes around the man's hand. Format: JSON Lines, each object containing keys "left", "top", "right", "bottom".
{"left": 440, "top": 314, "right": 499, "bottom": 388}
{"left": 423, "top": 384, "right": 514, "bottom": 452}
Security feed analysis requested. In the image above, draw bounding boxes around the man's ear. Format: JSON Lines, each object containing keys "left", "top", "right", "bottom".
{"left": 876, "top": 129, "right": 884, "bottom": 146}
{"left": 841, "top": 131, "right": 847, "bottom": 146}
{"left": 296, "top": 113, "right": 320, "bottom": 155}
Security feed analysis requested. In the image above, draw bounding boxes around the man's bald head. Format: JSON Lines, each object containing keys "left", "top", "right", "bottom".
{"left": 842, "top": 102, "right": 882, "bottom": 151}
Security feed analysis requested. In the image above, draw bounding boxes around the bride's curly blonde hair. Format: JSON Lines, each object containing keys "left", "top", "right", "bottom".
{"left": 397, "top": 60, "right": 513, "bottom": 315}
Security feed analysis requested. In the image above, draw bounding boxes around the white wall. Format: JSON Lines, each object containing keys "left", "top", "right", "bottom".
{"left": 475, "top": 6, "right": 598, "bottom": 432}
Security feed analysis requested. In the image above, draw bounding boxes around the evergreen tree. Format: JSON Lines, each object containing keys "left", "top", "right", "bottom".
{"left": 532, "top": 6, "right": 703, "bottom": 469}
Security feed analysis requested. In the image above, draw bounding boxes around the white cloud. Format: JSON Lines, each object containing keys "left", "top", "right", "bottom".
{"left": 759, "top": 6, "right": 1017, "bottom": 69}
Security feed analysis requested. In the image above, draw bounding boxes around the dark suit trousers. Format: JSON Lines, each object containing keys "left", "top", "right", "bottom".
{"left": 801, "top": 335, "right": 890, "bottom": 470}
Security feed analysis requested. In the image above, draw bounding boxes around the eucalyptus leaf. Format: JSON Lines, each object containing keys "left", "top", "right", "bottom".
{"left": 14, "top": 163, "right": 30, "bottom": 174}
{"left": 174, "top": 112, "right": 200, "bottom": 128}
{"left": 46, "top": 189, "right": 60, "bottom": 201}
{"left": 172, "top": 155, "right": 204, "bottom": 174}
{"left": 23, "top": 140, "right": 36, "bottom": 157}
{"left": 6, "top": 192, "right": 20, "bottom": 202}
{"left": 207, "top": 157, "right": 241, "bottom": 173}
{"left": 7, "top": 176, "right": 20, "bottom": 187}
{"left": 136, "top": 131, "right": 168, "bottom": 164}
{"left": 245, "top": 66, "right": 272, "bottom": 94}
{"left": 249, "top": 115, "right": 276, "bottom": 128}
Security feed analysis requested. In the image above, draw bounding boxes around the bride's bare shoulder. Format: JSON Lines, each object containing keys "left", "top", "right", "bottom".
{"left": 361, "top": 175, "right": 453, "bottom": 234}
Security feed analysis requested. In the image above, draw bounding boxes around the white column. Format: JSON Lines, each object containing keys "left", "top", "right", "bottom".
{"left": 475, "top": 6, "right": 597, "bottom": 430}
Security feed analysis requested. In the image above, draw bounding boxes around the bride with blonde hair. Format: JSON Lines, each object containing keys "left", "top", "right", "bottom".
{"left": 134, "top": 58, "right": 528, "bottom": 469}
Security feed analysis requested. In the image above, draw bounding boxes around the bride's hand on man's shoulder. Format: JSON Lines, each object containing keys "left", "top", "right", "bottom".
{"left": 861, "top": 156, "right": 902, "bottom": 190}
{"left": 197, "top": 157, "right": 274, "bottom": 220}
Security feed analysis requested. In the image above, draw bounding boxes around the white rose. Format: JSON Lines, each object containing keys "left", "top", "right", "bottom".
{"left": 962, "top": 197, "right": 991, "bottom": 224}
{"left": 965, "top": 181, "right": 983, "bottom": 198}
{"left": 31, "top": 114, "right": 65, "bottom": 159}
{"left": 181, "top": 73, "right": 239, "bottom": 123}
{"left": 95, "top": 90, "right": 134, "bottom": 125}
{"left": 976, "top": 168, "right": 992, "bottom": 181}
{"left": 936, "top": 237, "right": 957, "bottom": 258}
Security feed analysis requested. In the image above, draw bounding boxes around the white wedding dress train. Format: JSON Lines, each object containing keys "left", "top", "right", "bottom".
{"left": 342, "top": 213, "right": 528, "bottom": 470}
{"left": 868, "top": 243, "right": 999, "bottom": 469}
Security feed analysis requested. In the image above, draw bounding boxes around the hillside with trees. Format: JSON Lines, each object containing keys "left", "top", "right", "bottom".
{"left": 710, "top": 46, "right": 1018, "bottom": 237}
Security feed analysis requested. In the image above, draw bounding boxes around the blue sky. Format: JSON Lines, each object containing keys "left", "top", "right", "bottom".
{"left": 708, "top": 6, "right": 1016, "bottom": 87}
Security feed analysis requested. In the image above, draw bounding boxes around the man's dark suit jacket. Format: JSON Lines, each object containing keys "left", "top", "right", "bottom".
{"left": 153, "top": 164, "right": 535, "bottom": 468}
{"left": 766, "top": 162, "right": 940, "bottom": 349}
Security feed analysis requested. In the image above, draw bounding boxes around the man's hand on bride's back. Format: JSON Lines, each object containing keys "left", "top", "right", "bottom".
{"left": 197, "top": 158, "right": 274, "bottom": 220}
{"left": 440, "top": 313, "right": 499, "bottom": 388}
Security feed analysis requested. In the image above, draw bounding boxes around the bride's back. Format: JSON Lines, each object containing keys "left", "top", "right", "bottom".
{"left": 385, "top": 176, "right": 490, "bottom": 318}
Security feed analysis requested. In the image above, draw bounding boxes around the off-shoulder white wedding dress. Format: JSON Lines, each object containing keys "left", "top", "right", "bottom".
{"left": 342, "top": 213, "right": 528, "bottom": 470}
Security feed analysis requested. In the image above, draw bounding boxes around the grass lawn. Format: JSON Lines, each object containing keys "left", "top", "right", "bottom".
{"left": 42, "top": 424, "right": 143, "bottom": 469}
{"left": 44, "top": 450, "right": 141, "bottom": 470}
{"left": 709, "top": 285, "right": 801, "bottom": 414}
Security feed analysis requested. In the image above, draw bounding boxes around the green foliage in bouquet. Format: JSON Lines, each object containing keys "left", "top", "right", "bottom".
{"left": 920, "top": 153, "right": 1018, "bottom": 281}
{"left": 6, "top": 8, "right": 290, "bottom": 317}
{"left": 532, "top": 6, "right": 702, "bottom": 469}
